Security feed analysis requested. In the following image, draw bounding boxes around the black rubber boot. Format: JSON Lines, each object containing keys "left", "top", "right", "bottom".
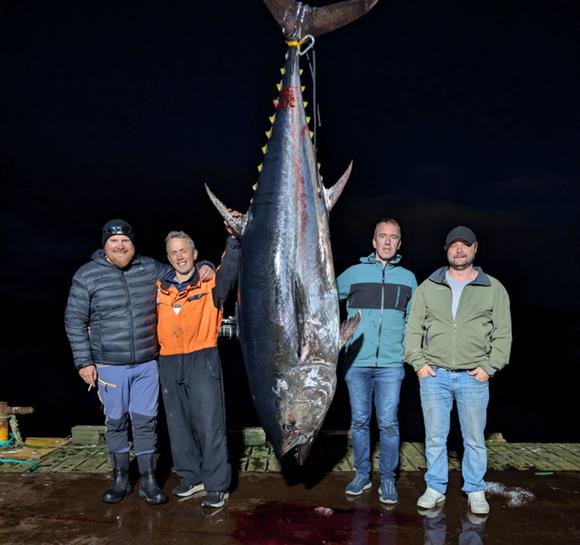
{"left": 137, "top": 454, "right": 168, "bottom": 505}
{"left": 102, "top": 453, "right": 132, "bottom": 504}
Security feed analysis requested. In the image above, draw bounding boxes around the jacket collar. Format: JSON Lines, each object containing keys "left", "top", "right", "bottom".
{"left": 429, "top": 266, "right": 491, "bottom": 287}
{"left": 359, "top": 252, "right": 402, "bottom": 267}
{"left": 159, "top": 267, "right": 200, "bottom": 292}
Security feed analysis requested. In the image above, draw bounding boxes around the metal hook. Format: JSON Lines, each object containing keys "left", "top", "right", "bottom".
{"left": 298, "top": 34, "right": 315, "bottom": 56}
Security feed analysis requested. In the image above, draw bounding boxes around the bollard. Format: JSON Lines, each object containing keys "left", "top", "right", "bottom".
{"left": 0, "top": 416, "right": 8, "bottom": 442}
{"left": 0, "top": 401, "right": 34, "bottom": 444}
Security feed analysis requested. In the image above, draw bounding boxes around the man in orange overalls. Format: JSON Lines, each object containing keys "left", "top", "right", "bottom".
{"left": 156, "top": 220, "right": 240, "bottom": 509}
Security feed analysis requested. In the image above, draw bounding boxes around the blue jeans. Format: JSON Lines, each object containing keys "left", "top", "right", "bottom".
{"left": 345, "top": 366, "right": 404, "bottom": 481}
{"left": 419, "top": 369, "right": 489, "bottom": 494}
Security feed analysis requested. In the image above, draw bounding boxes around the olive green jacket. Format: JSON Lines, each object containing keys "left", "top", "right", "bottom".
{"left": 404, "top": 266, "right": 511, "bottom": 376}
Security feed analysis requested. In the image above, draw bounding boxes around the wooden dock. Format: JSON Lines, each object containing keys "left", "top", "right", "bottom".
{"left": 1, "top": 427, "right": 580, "bottom": 473}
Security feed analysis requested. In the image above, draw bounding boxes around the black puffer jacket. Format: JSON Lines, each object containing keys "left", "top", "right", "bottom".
{"left": 65, "top": 250, "right": 169, "bottom": 368}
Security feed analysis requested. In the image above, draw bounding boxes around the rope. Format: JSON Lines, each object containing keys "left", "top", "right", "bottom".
{"left": 286, "top": 35, "right": 315, "bottom": 56}
{"left": 0, "top": 432, "right": 16, "bottom": 448}
{"left": 305, "top": 48, "right": 320, "bottom": 151}
{"left": 0, "top": 458, "right": 39, "bottom": 472}
{"left": 0, "top": 433, "right": 39, "bottom": 472}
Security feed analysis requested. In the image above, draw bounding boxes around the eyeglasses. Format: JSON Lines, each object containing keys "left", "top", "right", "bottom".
{"left": 104, "top": 225, "right": 133, "bottom": 236}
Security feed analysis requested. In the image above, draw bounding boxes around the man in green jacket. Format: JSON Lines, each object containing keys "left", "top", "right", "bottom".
{"left": 405, "top": 226, "right": 511, "bottom": 516}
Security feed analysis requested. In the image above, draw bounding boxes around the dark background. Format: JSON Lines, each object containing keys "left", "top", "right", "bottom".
{"left": 1, "top": 0, "right": 579, "bottom": 444}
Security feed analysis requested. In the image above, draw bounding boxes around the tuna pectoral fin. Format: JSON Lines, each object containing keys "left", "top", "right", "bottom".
{"left": 264, "top": 0, "right": 378, "bottom": 39}
{"left": 324, "top": 161, "right": 353, "bottom": 211}
{"left": 205, "top": 184, "right": 248, "bottom": 238}
{"left": 339, "top": 311, "right": 361, "bottom": 350}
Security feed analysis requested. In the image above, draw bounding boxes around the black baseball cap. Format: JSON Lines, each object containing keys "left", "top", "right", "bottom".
{"left": 445, "top": 226, "right": 477, "bottom": 249}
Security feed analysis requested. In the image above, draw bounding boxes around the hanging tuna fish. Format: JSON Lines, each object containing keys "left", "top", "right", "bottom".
{"left": 206, "top": 0, "right": 377, "bottom": 464}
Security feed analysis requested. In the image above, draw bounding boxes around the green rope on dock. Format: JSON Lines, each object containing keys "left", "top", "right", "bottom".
{"left": 0, "top": 433, "right": 16, "bottom": 448}
{"left": 0, "top": 433, "right": 39, "bottom": 472}
{"left": 0, "top": 458, "right": 39, "bottom": 472}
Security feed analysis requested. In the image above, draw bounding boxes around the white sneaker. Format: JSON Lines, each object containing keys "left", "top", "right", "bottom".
{"left": 417, "top": 487, "right": 446, "bottom": 509}
{"left": 468, "top": 491, "right": 490, "bottom": 515}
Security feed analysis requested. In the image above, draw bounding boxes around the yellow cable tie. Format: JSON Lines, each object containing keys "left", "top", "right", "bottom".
{"left": 287, "top": 40, "right": 301, "bottom": 49}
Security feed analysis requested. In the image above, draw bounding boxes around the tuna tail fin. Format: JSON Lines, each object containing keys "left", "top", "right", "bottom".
{"left": 263, "top": 0, "right": 378, "bottom": 39}
{"left": 324, "top": 161, "right": 353, "bottom": 211}
{"left": 339, "top": 311, "right": 361, "bottom": 350}
{"left": 205, "top": 184, "right": 248, "bottom": 238}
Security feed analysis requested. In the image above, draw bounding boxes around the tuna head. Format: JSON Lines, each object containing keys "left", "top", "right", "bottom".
{"left": 276, "top": 361, "right": 337, "bottom": 464}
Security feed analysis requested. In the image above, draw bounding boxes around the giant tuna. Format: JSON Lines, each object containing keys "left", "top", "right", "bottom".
{"left": 206, "top": 0, "right": 377, "bottom": 464}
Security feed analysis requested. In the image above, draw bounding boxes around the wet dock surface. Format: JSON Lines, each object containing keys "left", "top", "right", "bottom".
{"left": 1, "top": 470, "right": 578, "bottom": 545}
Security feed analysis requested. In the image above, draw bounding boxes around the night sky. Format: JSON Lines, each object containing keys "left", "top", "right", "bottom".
{"left": 2, "top": 0, "right": 579, "bottom": 440}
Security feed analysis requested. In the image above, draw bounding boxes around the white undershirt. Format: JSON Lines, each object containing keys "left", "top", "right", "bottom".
{"left": 445, "top": 271, "right": 474, "bottom": 320}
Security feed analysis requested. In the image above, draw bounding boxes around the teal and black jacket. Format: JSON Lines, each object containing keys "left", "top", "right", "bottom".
{"left": 337, "top": 254, "right": 417, "bottom": 368}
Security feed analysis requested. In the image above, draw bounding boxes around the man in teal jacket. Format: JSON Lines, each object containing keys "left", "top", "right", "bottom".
{"left": 405, "top": 226, "right": 512, "bottom": 516}
{"left": 337, "top": 218, "right": 417, "bottom": 504}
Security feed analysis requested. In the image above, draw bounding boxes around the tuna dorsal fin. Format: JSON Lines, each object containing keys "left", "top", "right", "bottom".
{"left": 204, "top": 184, "right": 248, "bottom": 238}
{"left": 339, "top": 311, "right": 361, "bottom": 350}
{"left": 263, "top": 0, "right": 378, "bottom": 39}
{"left": 324, "top": 161, "right": 353, "bottom": 211}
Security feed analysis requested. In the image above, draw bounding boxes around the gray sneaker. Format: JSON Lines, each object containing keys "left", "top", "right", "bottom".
{"left": 417, "top": 487, "right": 446, "bottom": 509}
{"left": 379, "top": 480, "right": 399, "bottom": 504}
{"left": 345, "top": 475, "right": 372, "bottom": 496}
{"left": 202, "top": 491, "right": 229, "bottom": 508}
{"left": 467, "top": 491, "right": 490, "bottom": 515}
{"left": 172, "top": 482, "right": 205, "bottom": 497}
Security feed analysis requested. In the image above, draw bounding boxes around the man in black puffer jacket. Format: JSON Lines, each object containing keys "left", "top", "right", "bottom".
{"left": 65, "top": 219, "right": 214, "bottom": 505}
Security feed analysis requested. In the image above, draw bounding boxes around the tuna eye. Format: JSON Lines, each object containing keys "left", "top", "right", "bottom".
{"left": 282, "top": 422, "right": 295, "bottom": 432}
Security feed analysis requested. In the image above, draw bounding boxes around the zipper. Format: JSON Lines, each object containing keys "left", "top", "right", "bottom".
{"left": 121, "top": 270, "right": 136, "bottom": 363}
{"left": 375, "top": 264, "right": 387, "bottom": 366}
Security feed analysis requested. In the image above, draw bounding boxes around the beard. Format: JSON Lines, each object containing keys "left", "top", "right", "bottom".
{"left": 449, "top": 254, "right": 475, "bottom": 270}
{"left": 107, "top": 251, "right": 134, "bottom": 269}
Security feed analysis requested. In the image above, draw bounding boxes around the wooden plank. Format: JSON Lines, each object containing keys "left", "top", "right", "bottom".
{"left": 4, "top": 436, "right": 580, "bottom": 474}
{"left": 245, "top": 445, "right": 269, "bottom": 472}
{"left": 25, "top": 438, "right": 71, "bottom": 448}
{"left": 400, "top": 442, "right": 426, "bottom": 471}
{"left": 515, "top": 444, "right": 569, "bottom": 471}
{"left": 553, "top": 444, "right": 580, "bottom": 469}
{"left": 38, "top": 447, "right": 102, "bottom": 473}
{"left": 242, "top": 427, "right": 266, "bottom": 447}
{"left": 70, "top": 447, "right": 109, "bottom": 472}
{"left": 267, "top": 448, "right": 282, "bottom": 472}
{"left": 486, "top": 443, "right": 531, "bottom": 470}
{"left": 238, "top": 446, "right": 251, "bottom": 472}
{"left": 559, "top": 443, "right": 580, "bottom": 456}
{"left": 402, "top": 443, "right": 427, "bottom": 471}
{"left": 487, "top": 443, "right": 533, "bottom": 470}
